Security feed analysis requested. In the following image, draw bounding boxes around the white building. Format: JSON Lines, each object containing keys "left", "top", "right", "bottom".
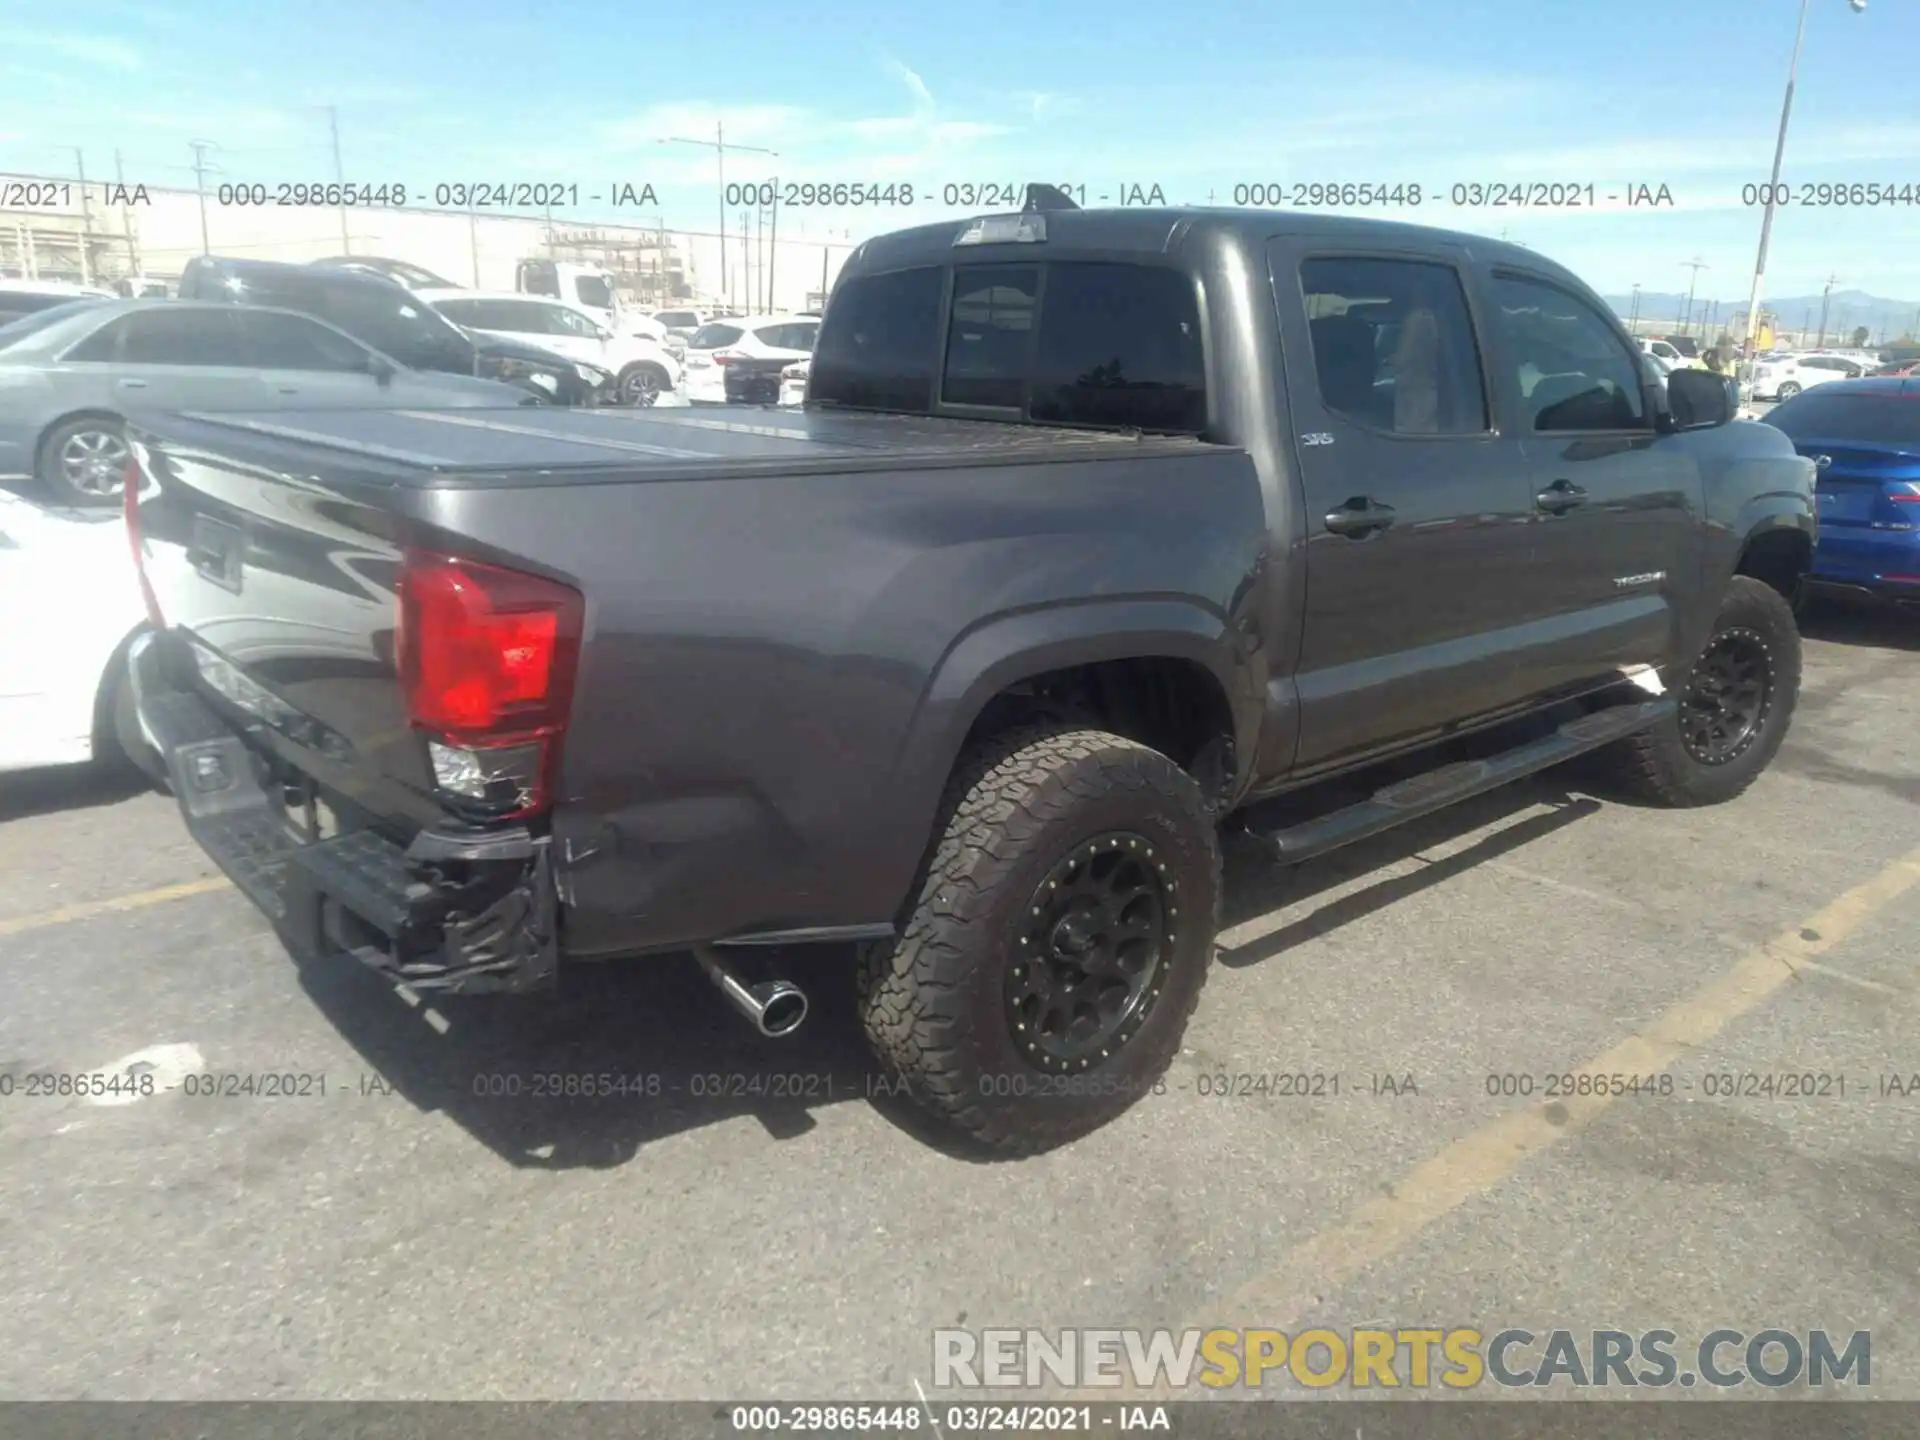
{"left": 1, "top": 172, "right": 855, "bottom": 313}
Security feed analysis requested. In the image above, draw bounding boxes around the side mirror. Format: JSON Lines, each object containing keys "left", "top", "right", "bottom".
{"left": 1664, "top": 368, "right": 1734, "bottom": 431}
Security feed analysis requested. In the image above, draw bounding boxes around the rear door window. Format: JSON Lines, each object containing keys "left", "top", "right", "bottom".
{"left": 689, "top": 323, "right": 744, "bottom": 349}
{"left": 70, "top": 308, "right": 249, "bottom": 365}
{"left": 1299, "top": 257, "right": 1488, "bottom": 435}
{"left": 1029, "top": 263, "right": 1205, "bottom": 432}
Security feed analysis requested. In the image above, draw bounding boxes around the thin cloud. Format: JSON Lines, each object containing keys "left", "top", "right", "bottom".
{"left": 0, "top": 27, "right": 141, "bottom": 70}
{"left": 883, "top": 56, "right": 936, "bottom": 118}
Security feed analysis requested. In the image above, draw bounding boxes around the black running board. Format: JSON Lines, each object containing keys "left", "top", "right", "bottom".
{"left": 1244, "top": 696, "right": 1677, "bottom": 865}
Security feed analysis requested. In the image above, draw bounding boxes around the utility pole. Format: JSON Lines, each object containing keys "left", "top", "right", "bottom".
{"left": 323, "top": 105, "right": 350, "bottom": 253}
{"left": 1816, "top": 273, "right": 1837, "bottom": 347}
{"left": 71, "top": 148, "right": 94, "bottom": 286}
{"left": 114, "top": 150, "right": 141, "bottom": 278}
{"left": 189, "top": 140, "right": 220, "bottom": 256}
{"left": 739, "top": 208, "right": 751, "bottom": 311}
{"left": 1628, "top": 283, "right": 1642, "bottom": 333}
{"left": 1680, "top": 258, "right": 1708, "bottom": 335}
{"left": 768, "top": 189, "right": 778, "bottom": 311}
{"left": 657, "top": 125, "right": 777, "bottom": 308}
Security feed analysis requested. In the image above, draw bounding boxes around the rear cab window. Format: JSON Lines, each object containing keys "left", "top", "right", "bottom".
{"left": 1766, "top": 391, "right": 1920, "bottom": 444}
{"left": 811, "top": 260, "right": 1207, "bottom": 433}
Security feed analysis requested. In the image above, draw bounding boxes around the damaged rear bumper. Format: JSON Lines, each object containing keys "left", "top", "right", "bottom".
{"left": 128, "top": 631, "right": 559, "bottom": 994}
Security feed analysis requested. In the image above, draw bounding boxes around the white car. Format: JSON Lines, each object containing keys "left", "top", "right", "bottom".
{"left": 1748, "top": 351, "right": 1872, "bottom": 401}
{"left": 0, "top": 492, "right": 149, "bottom": 775}
{"left": 514, "top": 259, "right": 667, "bottom": 344}
{"left": 417, "top": 290, "right": 686, "bottom": 407}
{"left": 0, "top": 279, "right": 115, "bottom": 326}
{"left": 682, "top": 315, "right": 820, "bottom": 405}
{"left": 1638, "top": 337, "right": 1703, "bottom": 371}
{"left": 779, "top": 358, "right": 810, "bottom": 406}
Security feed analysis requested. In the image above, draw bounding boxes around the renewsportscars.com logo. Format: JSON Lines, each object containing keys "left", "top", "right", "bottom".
{"left": 931, "top": 1327, "right": 1872, "bottom": 1391}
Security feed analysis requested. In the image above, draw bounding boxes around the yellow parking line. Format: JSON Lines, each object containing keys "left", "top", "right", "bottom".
{"left": 0, "top": 875, "right": 232, "bottom": 939}
{"left": 1140, "top": 842, "right": 1920, "bottom": 1391}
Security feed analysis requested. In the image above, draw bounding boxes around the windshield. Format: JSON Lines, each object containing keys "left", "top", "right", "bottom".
{"left": 0, "top": 299, "right": 108, "bottom": 348}
{"left": 1765, "top": 390, "right": 1920, "bottom": 446}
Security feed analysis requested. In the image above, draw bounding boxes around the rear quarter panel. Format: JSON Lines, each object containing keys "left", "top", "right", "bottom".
{"left": 420, "top": 451, "right": 1270, "bottom": 956}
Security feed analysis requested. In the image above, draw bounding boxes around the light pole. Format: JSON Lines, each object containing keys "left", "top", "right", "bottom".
{"left": 1628, "top": 282, "right": 1642, "bottom": 333}
{"left": 1738, "top": 0, "right": 1869, "bottom": 392}
{"left": 319, "top": 105, "right": 350, "bottom": 254}
{"left": 658, "top": 124, "right": 777, "bottom": 308}
{"left": 188, "top": 139, "right": 221, "bottom": 256}
{"left": 1680, "top": 257, "right": 1708, "bottom": 336}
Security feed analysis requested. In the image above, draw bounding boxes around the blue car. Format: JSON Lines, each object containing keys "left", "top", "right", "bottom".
{"left": 1763, "top": 377, "right": 1920, "bottom": 609}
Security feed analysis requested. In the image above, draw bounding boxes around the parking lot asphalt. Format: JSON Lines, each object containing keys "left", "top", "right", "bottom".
{"left": 1, "top": 601, "right": 1916, "bottom": 1403}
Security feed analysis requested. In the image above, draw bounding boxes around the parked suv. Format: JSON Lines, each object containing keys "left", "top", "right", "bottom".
{"left": 1749, "top": 351, "right": 1872, "bottom": 401}
{"left": 682, "top": 314, "right": 819, "bottom": 403}
{"left": 178, "top": 256, "right": 608, "bottom": 405}
{"left": 419, "top": 291, "right": 684, "bottom": 406}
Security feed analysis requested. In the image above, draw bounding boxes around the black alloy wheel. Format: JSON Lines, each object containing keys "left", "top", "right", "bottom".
{"left": 1679, "top": 625, "right": 1774, "bottom": 766}
{"left": 1007, "top": 830, "right": 1176, "bottom": 1072}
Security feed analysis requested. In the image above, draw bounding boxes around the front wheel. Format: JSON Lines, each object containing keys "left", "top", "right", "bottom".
{"left": 617, "top": 364, "right": 667, "bottom": 407}
{"left": 1774, "top": 381, "right": 1801, "bottom": 401}
{"left": 38, "top": 416, "right": 129, "bottom": 506}
{"left": 1595, "top": 576, "right": 1801, "bottom": 807}
{"left": 858, "top": 728, "right": 1220, "bottom": 1155}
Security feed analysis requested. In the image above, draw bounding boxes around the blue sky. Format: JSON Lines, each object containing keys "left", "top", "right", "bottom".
{"left": 3, "top": 0, "right": 1918, "bottom": 302}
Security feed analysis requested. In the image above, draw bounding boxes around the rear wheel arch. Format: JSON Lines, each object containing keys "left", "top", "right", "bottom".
{"left": 909, "top": 602, "right": 1257, "bottom": 811}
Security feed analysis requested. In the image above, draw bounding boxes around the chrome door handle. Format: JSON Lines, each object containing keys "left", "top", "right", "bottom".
{"left": 1535, "top": 480, "right": 1588, "bottom": 513}
{"left": 1323, "top": 497, "right": 1397, "bottom": 537}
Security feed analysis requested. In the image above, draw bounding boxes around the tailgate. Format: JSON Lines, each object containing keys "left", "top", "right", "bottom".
{"left": 129, "top": 427, "right": 436, "bottom": 837}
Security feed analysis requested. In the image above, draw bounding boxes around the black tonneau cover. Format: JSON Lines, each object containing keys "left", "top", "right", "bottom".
{"left": 133, "top": 405, "right": 1226, "bottom": 488}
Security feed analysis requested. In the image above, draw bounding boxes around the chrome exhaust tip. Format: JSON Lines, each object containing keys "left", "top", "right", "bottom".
{"left": 695, "top": 947, "right": 808, "bottom": 1038}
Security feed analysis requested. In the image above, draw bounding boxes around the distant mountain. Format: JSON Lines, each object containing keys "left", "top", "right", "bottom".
{"left": 1601, "top": 288, "right": 1920, "bottom": 344}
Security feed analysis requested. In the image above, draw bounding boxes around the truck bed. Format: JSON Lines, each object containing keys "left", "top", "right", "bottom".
{"left": 137, "top": 404, "right": 1220, "bottom": 486}
{"left": 126, "top": 401, "right": 1268, "bottom": 978}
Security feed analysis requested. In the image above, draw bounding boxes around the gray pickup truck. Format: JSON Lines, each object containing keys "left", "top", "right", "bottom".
{"left": 125, "top": 196, "right": 1817, "bottom": 1152}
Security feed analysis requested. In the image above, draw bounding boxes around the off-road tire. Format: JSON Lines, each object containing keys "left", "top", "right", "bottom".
{"left": 1598, "top": 576, "right": 1801, "bottom": 807}
{"left": 857, "top": 727, "right": 1220, "bottom": 1155}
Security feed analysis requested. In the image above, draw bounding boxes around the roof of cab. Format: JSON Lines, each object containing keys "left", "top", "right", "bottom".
{"left": 842, "top": 205, "right": 1557, "bottom": 279}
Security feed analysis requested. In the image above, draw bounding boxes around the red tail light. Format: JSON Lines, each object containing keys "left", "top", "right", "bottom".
{"left": 395, "top": 550, "right": 583, "bottom": 817}
{"left": 123, "top": 455, "right": 164, "bottom": 629}
{"left": 711, "top": 350, "right": 743, "bottom": 366}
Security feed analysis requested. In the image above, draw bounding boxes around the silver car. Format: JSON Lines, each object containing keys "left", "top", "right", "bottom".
{"left": 0, "top": 298, "right": 532, "bottom": 505}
